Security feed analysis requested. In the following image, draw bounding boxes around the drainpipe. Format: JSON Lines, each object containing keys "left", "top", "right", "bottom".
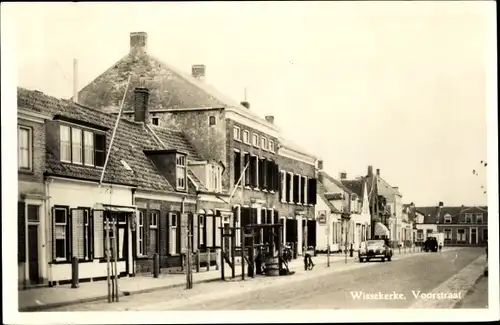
{"left": 131, "top": 188, "right": 136, "bottom": 276}
{"left": 44, "top": 179, "right": 53, "bottom": 285}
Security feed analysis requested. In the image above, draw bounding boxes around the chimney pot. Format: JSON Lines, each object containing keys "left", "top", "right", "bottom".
{"left": 340, "top": 172, "right": 347, "bottom": 180}
{"left": 130, "top": 32, "right": 148, "bottom": 56}
{"left": 134, "top": 87, "right": 150, "bottom": 123}
{"left": 265, "top": 115, "right": 274, "bottom": 124}
{"left": 376, "top": 168, "right": 380, "bottom": 176}
{"left": 367, "top": 165, "right": 373, "bottom": 176}
{"left": 317, "top": 160, "right": 324, "bottom": 170}
{"left": 192, "top": 64, "right": 206, "bottom": 81}
{"left": 241, "top": 101, "right": 250, "bottom": 109}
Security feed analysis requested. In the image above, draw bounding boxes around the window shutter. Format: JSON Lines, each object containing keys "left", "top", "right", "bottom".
{"left": 71, "top": 209, "right": 85, "bottom": 259}
{"left": 244, "top": 154, "right": 250, "bottom": 186}
{"left": 51, "top": 207, "right": 56, "bottom": 261}
{"left": 285, "top": 173, "right": 291, "bottom": 202}
{"left": 293, "top": 175, "right": 299, "bottom": 203}
{"left": 18, "top": 202, "right": 26, "bottom": 263}
{"left": 275, "top": 163, "right": 280, "bottom": 192}
{"left": 234, "top": 151, "right": 241, "bottom": 185}
{"left": 301, "top": 176, "right": 306, "bottom": 204}
{"left": 308, "top": 178, "right": 317, "bottom": 204}
{"left": 94, "top": 133, "right": 106, "bottom": 167}
{"left": 93, "top": 210, "right": 104, "bottom": 258}
{"left": 262, "top": 159, "right": 268, "bottom": 190}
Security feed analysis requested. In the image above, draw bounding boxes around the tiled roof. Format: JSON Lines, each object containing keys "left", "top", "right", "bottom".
{"left": 18, "top": 87, "right": 199, "bottom": 193}
{"left": 319, "top": 171, "right": 354, "bottom": 195}
{"left": 415, "top": 206, "right": 469, "bottom": 223}
{"left": 187, "top": 170, "right": 208, "bottom": 192}
{"left": 341, "top": 179, "right": 365, "bottom": 198}
{"left": 148, "top": 125, "right": 201, "bottom": 161}
{"left": 376, "top": 176, "right": 400, "bottom": 201}
{"left": 317, "top": 182, "right": 341, "bottom": 213}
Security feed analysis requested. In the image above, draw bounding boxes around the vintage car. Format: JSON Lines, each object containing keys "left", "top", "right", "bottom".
{"left": 424, "top": 237, "right": 438, "bottom": 252}
{"left": 358, "top": 240, "right": 393, "bottom": 262}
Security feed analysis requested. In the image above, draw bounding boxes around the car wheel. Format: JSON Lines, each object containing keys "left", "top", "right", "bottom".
{"left": 359, "top": 258, "right": 363, "bottom": 263}
{"left": 388, "top": 255, "right": 392, "bottom": 261}
{"left": 381, "top": 257, "right": 385, "bottom": 262}
{"left": 366, "top": 258, "right": 370, "bottom": 262}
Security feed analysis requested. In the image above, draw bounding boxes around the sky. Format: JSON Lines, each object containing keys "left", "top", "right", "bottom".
{"left": 3, "top": 1, "right": 496, "bottom": 207}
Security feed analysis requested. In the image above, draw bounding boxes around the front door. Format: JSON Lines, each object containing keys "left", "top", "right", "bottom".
{"left": 28, "top": 225, "right": 39, "bottom": 284}
{"left": 471, "top": 228, "right": 477, "bottom": 245}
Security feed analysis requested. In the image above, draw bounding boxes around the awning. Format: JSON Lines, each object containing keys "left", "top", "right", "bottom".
{"left": 374, "top": 222, "right": 390, "bottom": 237}
{"left": 93, "top": 203, "right": 137, "bottom": 213}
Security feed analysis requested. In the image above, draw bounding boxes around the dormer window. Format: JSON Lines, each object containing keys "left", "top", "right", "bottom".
{"left": 59, "top": 124, "right": 105, "bottom": 167}
{"left": 176, "top": 154, "right": 187, "bottom": 190}
{"left": 444, "top": 214, "right": 452, "bottom": 223}
{"left": 207, "top": 164, "right": 223, "bottom": 193}
{"left": 465, "top": 213, "right": 472, "bottom": 223}
{"left": 476, "top": 213, "right": 483, "bottom": 223}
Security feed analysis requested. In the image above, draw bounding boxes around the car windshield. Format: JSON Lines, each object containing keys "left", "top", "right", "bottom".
{"left": 366, "top": 240, "right": 384, "bottom": 247}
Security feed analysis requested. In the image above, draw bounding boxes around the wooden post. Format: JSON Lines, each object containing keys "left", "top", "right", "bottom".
{"left": 105, "top": 216, "right": 111, "bottom": 303}
{"left": 250, "top": 228, "right": 255, "bottom": 278}
{"left": 220, "top": 226, "right": 225, "bottom": 281}
{"left": 113, "top": 216, "right": 119, "bottom": 302}
{"left": 241, "top": 227, "right": 245, "bottom": 281}
{"left": 231, "top": 229, "right": 236, "bottom": 279}
{"left": 195, "top": 250, "right": 200, "bottom": 273}
{"left": 278, "top": 225, "right": 283, "bottom": 274}
{"left": 206, "top": 249, "right": 211, "bottom": 271}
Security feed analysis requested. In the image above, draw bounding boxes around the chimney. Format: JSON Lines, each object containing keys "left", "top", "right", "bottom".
{"left": 265, "top": 115, "right": 274, "bottom": 124}
{"left": 317, "top": 160, "right": 324, "bottom": 170}
{"left": 130, "top": 32, "right": 147, "bottom": 56}
{"left": 241, "top": 101, "right": 250, "bottom": 109}
{"left": 318, "top": 171, "right": 324, "bottom": 183}
{"left": 339, "top": 172, "right": 347, "bottom": 180}
{"left": 73, "top": 58, "right": 78, "bottom": 104}
{"left": 367, "top": 165, "right": 373, "bottom": 177}
{"left": 439, "top": 201, "right": 444, "bottom": 207}
{"left": 376, "top": 168, "right": 380, "bottom": 176}
{"left": 393, "top": 186, "right": 399, "bottom": 191}
{"left": 192, "top": 64, "right": 206, "bottom": 81}
{"left": 134, "top": 87, "right": 150, "bottom": 122}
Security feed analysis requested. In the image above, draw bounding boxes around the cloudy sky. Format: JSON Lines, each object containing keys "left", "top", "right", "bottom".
{"left": 4, "top": 1, "right": 495, "bottom": 206}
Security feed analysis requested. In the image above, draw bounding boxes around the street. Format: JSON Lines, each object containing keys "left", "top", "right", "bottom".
{"left": 46, "top": 247, "right": 485, "bottom": 311}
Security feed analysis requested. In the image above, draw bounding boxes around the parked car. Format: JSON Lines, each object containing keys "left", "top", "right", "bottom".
{"left": 424, "top": 237, "right": 438, "bottom": 252}
{"left": 358, "top": 240, "right": 393, "bottom": 262}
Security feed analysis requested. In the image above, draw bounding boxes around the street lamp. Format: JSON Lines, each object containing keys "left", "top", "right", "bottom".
{"left": 341, "top": 212, "right": 352, "bottom": 264}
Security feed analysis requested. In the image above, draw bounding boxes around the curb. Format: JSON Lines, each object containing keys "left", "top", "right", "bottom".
{"left": 20, "top": 250, "right": 425, "bottom": 312}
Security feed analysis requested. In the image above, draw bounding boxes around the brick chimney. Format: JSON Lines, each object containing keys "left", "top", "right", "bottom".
{"left": 376, "top": 168, "right": 380, "bottom": 176}
{"left": 241, "top": 101, "right": 250, "bottom": 109}
{"left": 134, "top": 87, "right": 150, "bottom": 123}
{"left": 317, "top": 160, "right": 324, "bottom": 170}
{"left": 340, "top": 172, "right": 347, "bottom": 180}
{"left": 265, "top": 115, "right": 274, "bottom": 124}
{"left": 367, "top": 165, "right": 373, "bottom": 177}
{"left": 130, "top": 32, "right": 147, "bottom": 56}
{"left": 192, "top": 64, "right": 206, "bottom": 81}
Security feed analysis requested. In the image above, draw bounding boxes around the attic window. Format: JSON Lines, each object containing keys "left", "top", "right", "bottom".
{"left": 176, "top": 154, "right": 187, "bottom": 190}
{"left": 121, "top": 159, "right": 133, "bottom": 171}
{"left": 152, "top": 117, "right": 159, "bottom": 126}
{"left": 209, "top": 116, "right": 216, "bottom": 126}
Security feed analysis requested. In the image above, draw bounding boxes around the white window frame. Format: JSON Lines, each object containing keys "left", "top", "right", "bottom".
{"left": 444, "top": 228, "right": 452, "bottom": 240}
{"left": 269, "top": 140, "right": 275, "bottom": 153}
{"left": 149, "top": 211, "right": 159, "bottom": 254}
{"left": 457, "top": 228, "right": 466, "bottom": 241}
{"left": 71, "top": 127, "right": 83, "bottom": 164}
{"left": 465, "top": 213, "right": 472, "bottom": 223}
{"left": 304, "top": 176, "right": 308, "bottom": 205}
{"left": 261, "top": 136, "right": 268, "bottom": 150}
{"left": 444, "top": 214, "right": 452, "bottom": 223}
{"left": 60, "top": 125, "right": 72, "bottom": 163}
{"left": 297, "top": 175, "right": 302, "bottom": 205}
{"left": 242, "top": 130, "right": 249, "bottom": 144}
{"left": 83, "top": 130, "right": 94, "bottom": 166}
{"left": 209, "top": 116, "right": 216, "bottom": 126}
{"left": 199, "top": 215, "right": 205, "bottom": 246}
{"left": 280, "top": 170, "right": 287, "bottom": 203}
{"left": 137, "top": 210, "right": 145, "bottom": 256}
{"left": 476, "top": 213, "right": 483, "bottom": 224}
{"left": 54, "top": 208, "right": 68, "bottom": 261}
{"left": 176, "top": 154, "right": 187, "bottom": 190}
{"left": 18, "top": 126, "right": 32, "bottom": 171}
{"left": 169, "top": 213, "right": 178, "bottom": 254}
{"left": 252, "top": 133, "right": 259, "bottom": 147}
{"left": 288, "top": 172, "right": 294, "bottom": 203}
{"left": 233, "top": 126, "right": 241, "bottom": 141}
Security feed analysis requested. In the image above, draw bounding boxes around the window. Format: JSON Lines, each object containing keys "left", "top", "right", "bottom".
{"left": 252, "top": 133, "right": 259, "bottom": 147}
{"left": 54, "top": 208, "right": 68, "bottom": 260}
{"left": 60, "top": 125, "right": 71, "bottom": 162}
{"left": 465, "top": 213, "right": 472, "bottom": 223}
{"left": 27, "top": 205, "right": 39, "bottom": 222}
{"left": 261, "top": 137, "right": 268, "bottom": 150}
{"left": 169, "top": 213, "right": 178, "bottom": 254}
{"left": 234, "top": 150, "right": 242, "bottom": 185}
{"left": 176, "top": 154, "right": 187, "bottom": 190}
{"left": 444, "top": 214, "right": 452, "bottom": 223}
{"left": 242, "top": 130, "right": 249, "bottom": 144}
{"left": 152, "top": 117, "right": 159, "bottom": 126}
{"left": 83, "top": 131, "right": 94, "bottom": 166}
{"left": 149, "top": 211, "right": 159, "bottom": 254}
{"left": 280, "top": 171, "right": 286, "bottom": 202}
{"left": 292, "top": 174, "right": 299, "bottom": 203}
{"left": 302, "top": 176, "right": 307, "bottom": 204}
{"left": 83, "top": 209, "right": 92, "bottom": 260}
{"left": 244, "top": 153, "right": 250, "bottom": 187}
{"left": 444, "top": 228, "right": 452, "bottom": 240}
{"left": 417, "top": 230, "right": 423, "bottom": 239}
{"left": 259, "top": 158, "right": 266, "bottom": 189}
{"left": 457, "top": 229, "right": 466, "bottom": 241}
{"left": 233, "top": 126, "right": 241, "bottom": 141}
{"left": 476, "top": 213, "right": 483, "bottom": 223}
{"left": 209, "top": 116, "right": 216, "bottom": 126}
{"left": 269, "top": 140, "right": 275, "bottom": 153}
{"left": 199, "top": 215, "right": 205, "bottom": 246}
{"left": 287, "top": 172, "right": 293, "bottom": 203}
{"left": 137, "top": 210, "right": 145, "bottom": 256}
{"left": 297, "top": 175, "right": 302, "bottom": 204}
{"left": 60, "top": 124, "right": 105, "bottom": 167}
{"left": 208, "top": 164, "right": 222, "bottom": 193}
{"left": 251, "top": 155, "right": 259, "bottom": 188}
{"left": 307, "top": 178, "right": 317, "bottom": 205}
{"left": 71, "top": 128, "right": 83, "bottom": 164}
{"left": 18, "top": 126, "right": 32, "bottom": 170}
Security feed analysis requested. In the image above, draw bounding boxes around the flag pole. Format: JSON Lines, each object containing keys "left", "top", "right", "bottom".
{"left": 228, "top": 161, "right": 250, "bottom": 203}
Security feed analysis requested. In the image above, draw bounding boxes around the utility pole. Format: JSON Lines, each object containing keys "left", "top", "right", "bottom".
{"left": 327, "top": 212, "right": 331, "bottom": 267}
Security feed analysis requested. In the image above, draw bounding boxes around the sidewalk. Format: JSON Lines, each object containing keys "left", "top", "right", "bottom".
{"left": 18, "top": 248, "right": 436, "bottom": 312}
{"left": 454, "top": 275, "right": 488, "bottom": 308}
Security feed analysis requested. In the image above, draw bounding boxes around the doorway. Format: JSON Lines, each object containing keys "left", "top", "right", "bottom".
{"left": 471, "top": 228, "right": 477, "bottom": 245}
{"left": 28, "top": 225, "right": 40, "bottom": 284}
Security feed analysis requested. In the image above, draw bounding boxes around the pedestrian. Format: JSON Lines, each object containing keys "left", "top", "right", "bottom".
{"left": 438, "top": 243, "right": 442, "bottom": 252}
{"left": 304, "top": 252, "right": 315, "bottom": 270}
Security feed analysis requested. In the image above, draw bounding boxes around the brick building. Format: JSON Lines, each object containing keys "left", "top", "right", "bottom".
{"left": 415, "top": 205, "right": 488, "bottom": 246}
{"left": 76, "top": 31, "right": 319, "bottom": 257}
